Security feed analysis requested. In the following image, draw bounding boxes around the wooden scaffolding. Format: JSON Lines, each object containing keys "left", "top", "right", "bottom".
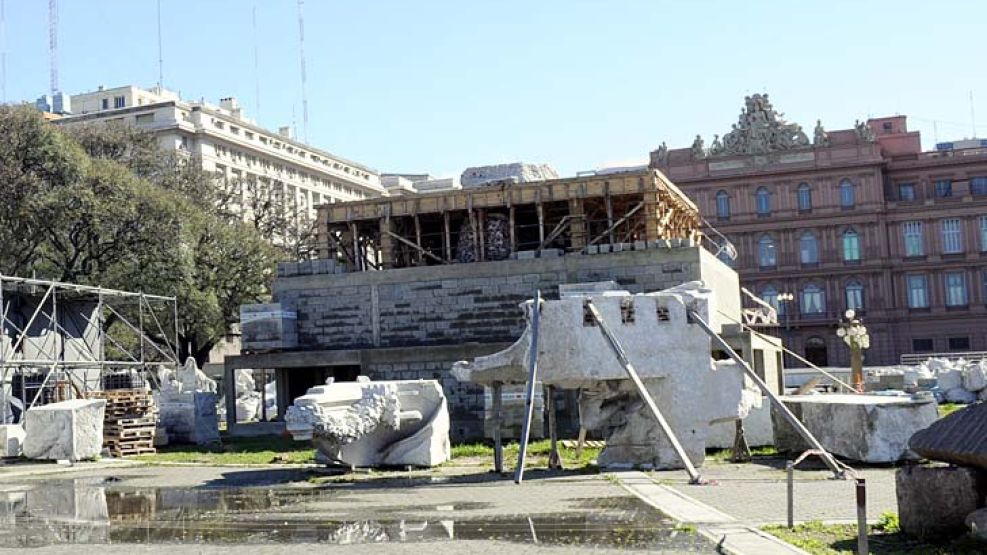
{"left": 318, "top": 169, "right": 702, "bottom": 271}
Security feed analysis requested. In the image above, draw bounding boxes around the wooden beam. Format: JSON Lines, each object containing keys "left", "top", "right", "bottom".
{"left": 384, "top": 229, "right": 446, "bottom": 264}
{"left": 508, "top": 206, "right": 516, "bottom": 253}
{"left": 443, "top": 211, "right": 452, "bottom": 262}
{"left": 537, "top": 202, "right": 545, "bottom": 246}
{"left": 605, "top": 185, "right": 615, "bottom": 245}
{"left": 587, "top": 202, "right": 644, "bottom": 247}
{"left": 414, "top": 213, "right": 423, "bottom": 266}
{"left": 477, "top": 208, "right": 486, "bottom": 262}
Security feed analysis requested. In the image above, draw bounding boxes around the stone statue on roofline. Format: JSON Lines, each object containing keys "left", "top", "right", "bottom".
{"left": 813, "top": 119, "right": 830, "bottom": 147}
{"left": 691, "top": 135, "right": 706, "bottom": 159}
{"left": 854, "top": 119, "right": 876, "bottom": 142}
{"left": 654, "top": 141, "right": 669, "bottom": 165}
{"left": 710, "top": 134, "right": 723, "bottom": 156}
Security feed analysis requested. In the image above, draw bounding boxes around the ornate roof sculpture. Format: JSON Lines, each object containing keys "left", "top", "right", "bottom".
{"left": 706, "top": 93, "right": 811, "bottom": 158}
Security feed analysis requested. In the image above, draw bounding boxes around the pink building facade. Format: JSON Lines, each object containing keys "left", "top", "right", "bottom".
{"left": 651, "top": 95, "right": 987, "bottom": 367}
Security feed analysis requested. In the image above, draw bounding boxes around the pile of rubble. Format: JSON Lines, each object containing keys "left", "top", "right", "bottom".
{"left": 897, "top": 402, "right": 987, "bottom": 541}
{"left": 154, "top": 357, "right": 220, "bottom": 445}
{"left": 869, "top": 358, "right": 987, "bottom": 403}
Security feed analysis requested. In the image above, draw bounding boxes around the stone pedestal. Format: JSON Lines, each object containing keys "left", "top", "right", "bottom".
{"left": 156, "top": 391, "right": 219, "bottom": 445}
{"left": 773, "top": 394, "right": 938, "bottom": 463}
{"left": 22, "top": 399, "right": 106, "bottom": 461}
{"left": 896, "top": 465, "right": 987, "bottom": 538}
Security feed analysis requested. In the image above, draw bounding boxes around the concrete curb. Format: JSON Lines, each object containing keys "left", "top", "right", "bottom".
{"left": 614, "top": 470, "right": 811, "bottom": 555}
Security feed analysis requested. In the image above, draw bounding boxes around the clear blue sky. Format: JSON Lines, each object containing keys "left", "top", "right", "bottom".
{"left": 4, "top": 0, "right": 987, "bottom": 177}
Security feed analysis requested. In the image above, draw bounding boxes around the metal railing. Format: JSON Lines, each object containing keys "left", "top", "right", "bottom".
{"left": 900, "top": 351, "right": 987, "bottom": 365}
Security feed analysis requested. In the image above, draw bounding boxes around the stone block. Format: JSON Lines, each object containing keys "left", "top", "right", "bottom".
{"left": 945, "top": 387, "right": 978, "bottom": 403}
{"left": 896, "top": 465, "right": 987, "bottom": 538}
{"left": 633, "top": 241, "right": 647, "bottom": 250}
{"left": 22, "top": 399, "right": 105, "bottom": 461}
{"left": 0, "top": 424, "right": 25, "bottom": 457}
{"left": 707, "top": 400, "right": 774, "bottom": 449}
{"left": 910, "top": 401, "right": 987, "bottom": 470}
{"left": 773, "top": 394, "right": 938, "bottom": 463}
{"left": 516, "top": 250, "right": 537, "bottom": 260}
{"left": 938, "top": 369, "right": 964, "bottom": 391}
{"left": 539, "top": 248, "right": 561, "bottom": 258}
{"left": 963, "top": 362, "right": 987, "bottom": 392}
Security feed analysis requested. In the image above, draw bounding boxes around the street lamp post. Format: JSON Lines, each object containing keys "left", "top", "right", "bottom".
{"left": 778, "top": 292, "right": 794, "bottom": 366}
{"left": 837, "top": 310, "right": 870, "bottom": 393}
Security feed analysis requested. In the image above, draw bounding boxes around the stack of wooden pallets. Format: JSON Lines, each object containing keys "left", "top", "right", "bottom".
{"left": 88, "top": 389, "right": 157, "bottom": 457}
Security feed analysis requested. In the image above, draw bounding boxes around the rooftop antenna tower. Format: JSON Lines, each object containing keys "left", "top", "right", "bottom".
{"left": 1, "top": 0, "right": 6, "bottom": 103}
{"left": 296, "top": 0, "right": 309, "bottom": 142}
{"left": 157, "top": 0, "right": 164, "bottom": 89}
{"left": 48, "top": 0, "right": 57, "bottom": 95}
{"left": 252, "top": 4, "right": 260, "bottom": 118}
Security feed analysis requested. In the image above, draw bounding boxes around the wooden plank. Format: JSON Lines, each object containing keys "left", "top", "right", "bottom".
{"left": 443, "top": 212, "right": 452, "bottom": 262}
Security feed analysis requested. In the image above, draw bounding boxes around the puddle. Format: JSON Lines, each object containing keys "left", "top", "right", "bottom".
{"left": 0, "top": 479, "right": 713, "bottom": 551}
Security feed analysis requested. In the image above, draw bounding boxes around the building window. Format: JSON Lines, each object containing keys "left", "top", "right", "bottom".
{"left": 761, "top": 285, "right": 780, "bottom": 314}
{"left": 839, "top": 179, "right": 855, "bottom": 208}
{"left": 716, "top": 190, "right": 731, "bottom": 219}
{"left": 941, "top": 218, "right": 963, "bottom": 254}
{"left": 758, "top": 235, "right": 776, "bottom": 268}
{"left": 935, "top": 179, "right": 953, "bottom": 198}
{"left": 912, "top": 338, "right": 934, "bottom": 353}
{"left": 980, "top": 216, "right": 987, "bottom": 251}
{"left": 755, "top": 187, "right": 771, "bottom": 216}
{"left": 898, "top": 182, "right": 916, "bottom": 201}
{"left": 799, "top": 232, "right": 818, "bottom": 265}
{"left": 845, "top": 280, "right": 865, "bottom": 311}
{"left": 907, "top": 275, "right": 929, "bottom": 308}
{"left": 797, "top": 183, "right": 812, "bottom": 211}
{"left": 101, "top": 98, "right": 109, "bottom": 110}
{"left": 945, "top": 271, "right": 968, "bottom": 306}
{"left": 800, "top": 284, "right": 825, "bottom": 315}
{"left": 971, "top": 176, "right": 987, "bottom": 196}
{"left": 113, "top": 96, "right": 125, "bottom": 108}
{"left": 948, "top": 337, "right": 971, "bottom": 351}
{"left": 843, "top": 229, "right": 861, "bottom": 262}
{"left": 903, "top": 221, "right": 924, "bottom": 257}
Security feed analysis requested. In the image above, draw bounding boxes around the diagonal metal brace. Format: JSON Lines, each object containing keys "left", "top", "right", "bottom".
{"left": 687, "top": 309, "right": 845, "bottom": 479}
{"left": 585, "top": 299, "right": 705, "bottom": 485}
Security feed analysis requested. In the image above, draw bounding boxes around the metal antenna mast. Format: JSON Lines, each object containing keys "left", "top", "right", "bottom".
{"left": 296, "top": 0, "right": 309, "bottom": 142}
{"left": 1, "top": 0, "right": 6, "bottom": 103}
{"left": 157, "top": 0, "right": 164, "bottom": 89}
{"left": 48, "top": 0, "right": 57, "bottom": 95}
{"left": 252, "top": 4, "right": 260, "bottom": 118}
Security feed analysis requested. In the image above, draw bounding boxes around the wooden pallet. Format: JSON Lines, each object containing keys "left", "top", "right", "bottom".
{"left": 108, "top": 445, "right": 156, "bottom": 456}
{"left": 105, "top": 428, "right": 155, "bottom": 440}
{"left": 559, "top": 439, "right": 606, "bottom": 449}
{"left": 108, "top": 416, "right": 157, "bottom": 427}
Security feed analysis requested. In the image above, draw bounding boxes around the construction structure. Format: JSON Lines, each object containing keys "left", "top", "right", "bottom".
{"left": 317, "top": 169, "right": 703, "bottom": 271}
{"left": 229, "top": 169, "right": 784, "bottom": 440}
{"left": 0, "top": 275, "right": 179, "bottom": 425}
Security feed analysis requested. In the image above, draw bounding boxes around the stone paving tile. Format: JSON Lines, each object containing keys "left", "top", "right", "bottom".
{"left": 658, "top": 459, "right": 899, "bottom": 524}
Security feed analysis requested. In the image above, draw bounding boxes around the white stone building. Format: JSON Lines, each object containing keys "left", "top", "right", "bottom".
{"left": 52, "top": 85, "right": 385, "bottom": 221}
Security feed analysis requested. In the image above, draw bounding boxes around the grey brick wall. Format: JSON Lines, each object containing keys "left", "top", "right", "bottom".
{"left": 275, "top": 247, "right": 709, "bottom": 351}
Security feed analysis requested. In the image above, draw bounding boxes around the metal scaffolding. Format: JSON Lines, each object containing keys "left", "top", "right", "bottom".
{"left": 0, "top": 274, "right": 179, "bottom": 424}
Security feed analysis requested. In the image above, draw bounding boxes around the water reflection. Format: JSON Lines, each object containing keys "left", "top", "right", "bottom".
{"left": 0, "top": 480, "right": 711, "bottom": 551}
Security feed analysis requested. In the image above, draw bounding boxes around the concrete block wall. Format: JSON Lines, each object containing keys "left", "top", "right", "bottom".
{"left": 274, "top": 246, "right": 728, "bottom": 351}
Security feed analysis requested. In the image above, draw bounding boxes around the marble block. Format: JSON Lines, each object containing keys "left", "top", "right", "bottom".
{"left": 773, "top": 394, "right": 938, "bottom": 463}
{"left": 22, "top": 399, "right": 106, "bottom": 461}
{"left": 286, "top": 378, "right": 450, "bottom": 467}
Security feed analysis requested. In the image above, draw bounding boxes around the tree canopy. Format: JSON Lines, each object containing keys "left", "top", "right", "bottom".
{"left": 0, "top": 106, "right": 279, "bottom": 364}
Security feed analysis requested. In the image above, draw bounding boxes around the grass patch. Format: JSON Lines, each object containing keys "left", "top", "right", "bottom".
{"left": 133, "top": 435, "right": 316, "bottom": 465}
{"left": 706, "top": 445, "right": 778, "bottom": 462}
{"left": 763, "top": 519, "right": 984, "bottom": 554}
{"left": 450, "top": 439, "right": 601, "bottom": 469}
{"left": 938, "top": 403, "right": 967, "bottom": 418}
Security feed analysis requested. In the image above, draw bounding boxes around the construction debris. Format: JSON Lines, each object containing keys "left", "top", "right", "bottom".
{"left": 910, "top": 402, "right": 987, "bottom": 470}
{"left": 154, "top": 357, "right": 220, "bottom": 445}
{"left": 285, "top": 377, "right": 450, "bottom": 467}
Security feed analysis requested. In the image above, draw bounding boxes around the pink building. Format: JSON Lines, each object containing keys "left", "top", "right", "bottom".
{"left": 651, "top": 94, "right": 987, "bottom": 367}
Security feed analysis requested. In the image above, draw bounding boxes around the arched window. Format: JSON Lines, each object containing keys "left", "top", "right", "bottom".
{"left": 804, "top": 336, "right": 829, "bottom": 366}
{"left": 755, "top": 187, "right": 771, "bottom": 216}
{"left": 845, "top": 279, "right": 864, "bottom": 311}
{"left": 715, "top": 190, "right": 731, "bottom": 219}
{"left": 758, "top": 235, "right": 777, "bottom": 267}
{"left": 842, "top": 229, "right": 861, "bottom": 262}
{"left": 799, "top": 231, "right": 819, "bottom": 264}
{"left": 797, "top": 183, "right": 812, "bottom": 211}
{"left": 801, "top": 283, "right": 825, "bottom": 314}
{"left": 839, "top": 179, "right": 855, "bottom": 208}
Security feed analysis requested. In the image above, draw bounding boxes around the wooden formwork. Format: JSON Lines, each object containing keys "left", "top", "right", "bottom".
{"left": 318, "top": 169, "right": 702, "bottom": 271}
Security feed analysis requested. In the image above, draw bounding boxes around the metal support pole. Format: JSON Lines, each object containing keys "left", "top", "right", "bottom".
{"left": 585, "top": 300, "right": 703, "bottom": 484}
{"left": 514, "top": 290, "right": 541, "bottom": 484}
{"left": 688, "top": 309, "right": 845, "bottom": 479}
{"left": 492, "top": 381, "right": 503, "bottom": 473}
{"left": 787, "top": 461, "right": 795, "bottom": 529}
{"left": 138, "top": 294, "right": 145, "bottom": 367}
{"left": 856, "top": 478, "right": 868, "bottom": 555}
{"left": 547, "top": 384, "right": 562, "bottom": 469}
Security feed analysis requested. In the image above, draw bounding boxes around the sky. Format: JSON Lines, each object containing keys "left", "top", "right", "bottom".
{"left": 3, "top": 0, "right": 987, "bottom": 178}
